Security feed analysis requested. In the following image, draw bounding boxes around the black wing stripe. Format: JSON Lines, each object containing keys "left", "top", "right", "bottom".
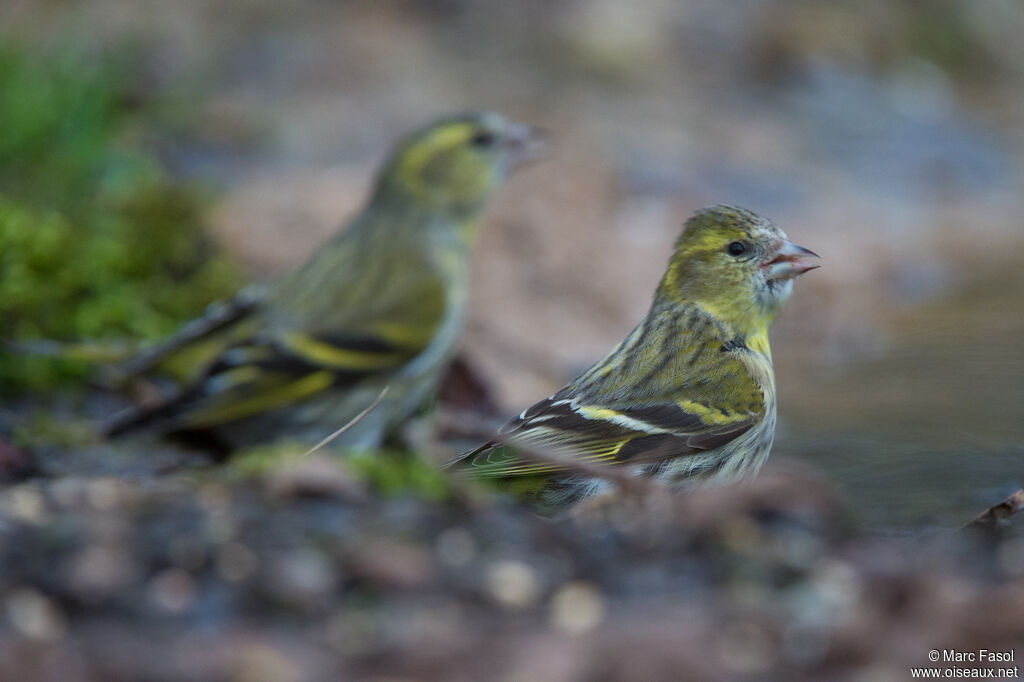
{"left": 686, "top": 421, "right": 755, "bottom": 450}
{"left": 615, "top": 404, "right": 707, "bottom": 433}
{"left": 501, "top": 397, "right": 575, "bottom": 434}
{"left": 314, "top": 331, "right": 405, "bottom": 354}
{"left": 615, "top": 433, "right": 695, "bottom": 463}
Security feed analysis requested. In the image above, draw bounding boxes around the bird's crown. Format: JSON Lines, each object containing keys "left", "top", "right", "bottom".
{"left": 373, "top": 111, "right": 537, "bottom": 215}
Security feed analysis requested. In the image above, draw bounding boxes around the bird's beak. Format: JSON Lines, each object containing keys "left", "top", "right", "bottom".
{"left": 764, "top": 239, "right": 820, "bottom": 281}
{"left": 505, "top": 123, "right": 549, "bottom": 169}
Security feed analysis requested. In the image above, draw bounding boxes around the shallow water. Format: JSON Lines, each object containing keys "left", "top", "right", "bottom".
{"left": 778, "top": 258, "right": 1024, "bottom": 531}
{"left": 783, "top": 436, "right": 1022, "bottom": 531}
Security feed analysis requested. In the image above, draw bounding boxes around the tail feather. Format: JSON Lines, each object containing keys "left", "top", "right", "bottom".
{"left": 443, "top": 440, "right": 496, "bottom": 471}
{"left": 4, "top": 339, "right": 138, "bottom": 364}
{"left": 116, "top": 286, "right": 264, "bottom": 380}
{"left": 100, "top": 385, "right": 198, "bottom": 438}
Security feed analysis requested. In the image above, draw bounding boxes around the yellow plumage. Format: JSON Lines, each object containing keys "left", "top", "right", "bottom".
{"left": 105, "top": 112, "right": 541, "bottom": 451}
{"left": 453, "top": 205, "right": 819, "bottom": 508}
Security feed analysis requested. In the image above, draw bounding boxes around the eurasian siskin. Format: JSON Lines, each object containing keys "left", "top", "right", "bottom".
{"left": 105, "top": 111, "right": 541, "bottom": 451}
{"left": 454, "top": 205, "right": 818, "bottom": 508}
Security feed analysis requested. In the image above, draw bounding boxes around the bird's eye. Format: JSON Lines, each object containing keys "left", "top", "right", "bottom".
{"left": 470, "top": 131, "right": 496, "bottom": 148}
{"left": 727, "top": 241, "right": 747, "bottom": 256}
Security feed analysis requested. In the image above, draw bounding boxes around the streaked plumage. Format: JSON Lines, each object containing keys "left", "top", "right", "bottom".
{"left": 105, "top": 112, "right": 540, "bottom": 450}
{"left": 453, "top": 205, "right": 818, "bottom": 508}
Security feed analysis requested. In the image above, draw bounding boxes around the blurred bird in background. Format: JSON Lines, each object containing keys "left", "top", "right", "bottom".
{"left": 454, "top": 205, "right": 819, "bottom": 509}
{"left": 103, "top": 111, "right": 543, "bottom": 451}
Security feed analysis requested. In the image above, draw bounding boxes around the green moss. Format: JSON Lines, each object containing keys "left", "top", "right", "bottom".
{"left": 909, "top": 11, "right": 972, "bottom": 71}
{"left": 345, "top": 450, "right": 453, "bottom": 501}
{"left": 227, "top": 443, "right": 311, "bottom": 478}
{"left": 10, "top": 412, "right": 97, "bottom": 450}
{"left": 0, "top": 45, "right": 241, "bottom": 393}
{"left": 228, "top": 444, "right": 454, "bottom": 501}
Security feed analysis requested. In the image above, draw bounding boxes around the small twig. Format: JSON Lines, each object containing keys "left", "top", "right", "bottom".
{"left": 439, "top": 408, "right": 667, "bottom": 497}
{"left": 302, "top": 386, "right": 390, "bottom": 457}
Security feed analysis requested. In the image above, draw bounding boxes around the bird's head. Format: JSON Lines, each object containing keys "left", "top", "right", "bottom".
{"left": 374, "top": 111, "right": 543, "bottom": 216}
{"left": 657, "top": 205, "right": 819, "bottom": 341}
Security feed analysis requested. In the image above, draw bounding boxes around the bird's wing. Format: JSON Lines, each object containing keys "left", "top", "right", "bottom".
{"left": 178, "top": 328, "right": 434, "bottom": 427}
{"left": 456, "top": 354, "right": 764, "bottom": 479}
{"left": 104, "top": 323, "right": 433, "bottom": 435}
{"left": 105, "top": 224, "right": 454, "bottom": 436}
{"left": 112, "top": 286, "right": 267, "bottom": 384}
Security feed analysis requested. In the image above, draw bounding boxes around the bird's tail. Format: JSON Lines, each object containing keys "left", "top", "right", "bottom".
{"left": 4, "top": 339, "right": 139, "bottom": 364}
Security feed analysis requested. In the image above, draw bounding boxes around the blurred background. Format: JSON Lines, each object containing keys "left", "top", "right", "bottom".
{"left": 3, "top": 3, "right": 1024, "bottom": 680}
{"left": 2, "top": 0, "right": 1022, "bottom": 529}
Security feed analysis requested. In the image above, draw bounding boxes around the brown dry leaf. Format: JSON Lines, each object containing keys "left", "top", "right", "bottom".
{"left": 437, "top": 355, "right": 501, "bottom": 418}
{"left": 0, "top": 440, "right": 35, "bottom": 482}
{"left": 264, "top": 455, "right": 367, "bottom": 502}
{"left": 965, "top": 489, "right": 1024, "bottom": 532}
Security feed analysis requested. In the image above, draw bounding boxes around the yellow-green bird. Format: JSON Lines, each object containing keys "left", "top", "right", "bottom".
{"left": 104, "top": 112, "right": 542, "bottom": 451}
{"left": 453, "top": 205, "right": 818, "bottom": 508}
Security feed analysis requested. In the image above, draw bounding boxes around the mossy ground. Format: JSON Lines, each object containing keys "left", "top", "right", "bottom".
{"left": 0, "top": 42, "right": 459, "bottom": 503}
{"left": 0, "top": 45, "right": 240, "bottom": 393}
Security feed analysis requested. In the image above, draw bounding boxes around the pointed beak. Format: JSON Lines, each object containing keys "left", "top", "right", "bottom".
{"left": 764, "top": 239, "right": 820, "bottom": 281}
{"left": 504, "top": 123, "right": 549, "bottom": 169}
